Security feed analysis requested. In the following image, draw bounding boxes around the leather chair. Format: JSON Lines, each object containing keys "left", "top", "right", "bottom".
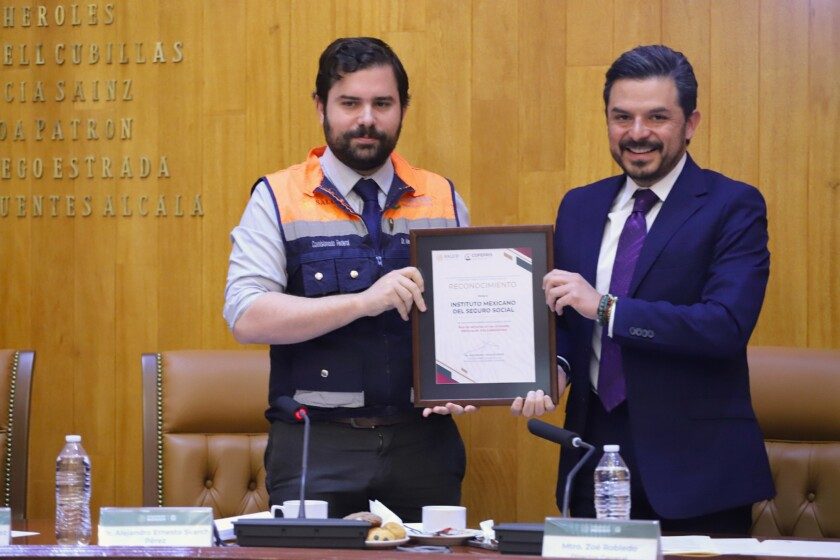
{"left": 141, "top": 350, "right": 270, "bottom": 518}
{"left": 0, "top": 349, "right": 35, "bottom": 520}
{"left": 749, "top": 346, "right": 840, "bottom": 538}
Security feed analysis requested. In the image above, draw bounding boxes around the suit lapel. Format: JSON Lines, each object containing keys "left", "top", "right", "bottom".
{"left": 579, "top": 177, "right": 624, "bottom": 286}
{"left": 629, "top": 156, "right": 708, "bottom": 295}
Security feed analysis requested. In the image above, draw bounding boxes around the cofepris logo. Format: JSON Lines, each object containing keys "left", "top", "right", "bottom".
{"left": 463, "top": 251, "right": 493, "bottom": 262}
{"left": 0, "top": 2, "right": 202, "bottom": 219}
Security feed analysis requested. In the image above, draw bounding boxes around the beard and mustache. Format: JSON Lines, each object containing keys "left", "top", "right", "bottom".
{"left": 620, "top": 138, "right": 664, "bottom": 155}
{"left": 613, "top": 137, "right": 685, "bottom": 186}
{"left": 324, "top": 117, "right": 401, "bottom": 173}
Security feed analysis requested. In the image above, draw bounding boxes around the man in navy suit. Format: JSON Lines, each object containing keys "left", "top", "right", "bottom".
{"left": 512, "top": 45, "right": 774, "bottom": 534}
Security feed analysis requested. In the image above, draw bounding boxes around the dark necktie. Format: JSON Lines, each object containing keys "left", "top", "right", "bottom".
{"left": 353, "top": 178, "right": 381, "bottom": 248}
{"left": 598, "top": 188, "right": 659, "bottom": 411}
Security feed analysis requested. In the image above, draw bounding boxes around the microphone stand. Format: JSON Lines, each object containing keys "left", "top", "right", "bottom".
{"left": 298, "top": 412, "right": 310, "bottom": 519}
{"left": 233, "top": 397, "right": 372, "bottom": 548}
{"left": 562, "top": 438, "right": 595, "bottom": 518}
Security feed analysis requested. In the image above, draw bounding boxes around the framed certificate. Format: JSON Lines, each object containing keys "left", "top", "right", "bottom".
{"left": 410, "top": 225, "right": 557, "bottom": 406}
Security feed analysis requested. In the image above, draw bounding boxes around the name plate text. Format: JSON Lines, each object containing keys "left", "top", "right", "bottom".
{"left": 542, "top": 517, "right": 660, "bottom": 560}
{"left": 98, "top": 507, "right": 213, "bottom": 547}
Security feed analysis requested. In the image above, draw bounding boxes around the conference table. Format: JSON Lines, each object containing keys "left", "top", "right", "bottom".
{"left": 0, "top": 519, "right": 822, "bottom": 560}
{"left": 7, "top": 519, "right": 502, "bottom": 559}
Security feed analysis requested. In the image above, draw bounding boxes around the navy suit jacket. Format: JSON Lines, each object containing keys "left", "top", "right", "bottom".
{"left": 555, "top": 155, "right": 774, "bottom": 519}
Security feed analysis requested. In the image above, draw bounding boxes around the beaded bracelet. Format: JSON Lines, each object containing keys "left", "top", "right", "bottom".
{"left": 596, "top": 294, "right": 610, "bottom": 325}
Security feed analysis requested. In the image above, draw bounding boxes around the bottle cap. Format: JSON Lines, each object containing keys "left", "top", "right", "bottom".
{"left": 66, "top": 435, "right": 81, "bottom": 443}
{"left": 603, "top": 444, "right": 620, "bottom": 452}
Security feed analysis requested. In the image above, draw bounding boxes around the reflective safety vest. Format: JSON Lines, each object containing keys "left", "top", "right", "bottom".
{"left": 261, "top": 146, "right": 459, "bottom": 420}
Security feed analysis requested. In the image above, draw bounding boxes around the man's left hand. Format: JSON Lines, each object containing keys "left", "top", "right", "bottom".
{"left": 423, "top": 403, "right": 478, "bottom": 416}
{"left": 543, "top": 269, "right": 601, "bottom": 319}
{"left": 510, "top": 366, "right": 567, "bottom": 417}
{"left": 510, "top": 389, "right": 555, "bottom": 417}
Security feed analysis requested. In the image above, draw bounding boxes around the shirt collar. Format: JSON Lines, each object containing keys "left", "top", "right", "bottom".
{"left": 318, "top": 146, "right": 395, "bottom": 199}
{"left": 615, "top": 152, "right": 688, "bottom": 210}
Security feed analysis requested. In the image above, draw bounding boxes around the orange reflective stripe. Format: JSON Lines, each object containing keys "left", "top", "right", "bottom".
{"left": 264, "top": 149, "right": 343, "bottom": 223}
{"left": 265, "top": 148, "right": 455, "bottom": 225}
{"left": 390, "top": 152, "right": 434, "bottom": 195}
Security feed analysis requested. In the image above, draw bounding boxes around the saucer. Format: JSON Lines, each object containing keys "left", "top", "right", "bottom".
{"left": 365, "top": 536, "right": 410, "bottom": 548}
{"left": 404, "top": 523, "right": 482, "bottom": 545}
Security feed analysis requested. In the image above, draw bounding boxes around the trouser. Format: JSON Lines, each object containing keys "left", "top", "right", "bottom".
{"left": 265, "top": 413, "right": 466, "bottom": 522}
{"left": 570, "top": 389, "right": 752, "bottom": 535}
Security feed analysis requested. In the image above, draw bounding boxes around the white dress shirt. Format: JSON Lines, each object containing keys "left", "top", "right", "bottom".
{"left": 588, "top": 154, "right": 688, "bottom": 390}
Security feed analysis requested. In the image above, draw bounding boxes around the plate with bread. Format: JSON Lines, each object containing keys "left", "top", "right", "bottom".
{"left": 344, "top": 512, "right": 410, "bottom": 548}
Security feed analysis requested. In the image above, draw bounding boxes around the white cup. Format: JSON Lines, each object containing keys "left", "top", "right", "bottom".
{"left": 271, "top": 499, "right": 329, "bottom": 519}
{"left": 421, "top": 505, "right": 467, "bottom": 534}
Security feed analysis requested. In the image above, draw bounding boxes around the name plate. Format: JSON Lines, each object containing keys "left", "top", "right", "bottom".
{"left": 0, "top": 507, "right": 10, "bottom": 546}
{"left": 98, "top": 507, "right": 213, "bottom": 547}
{"left": 542, "top": 517, "right": 660, "bottom": 560}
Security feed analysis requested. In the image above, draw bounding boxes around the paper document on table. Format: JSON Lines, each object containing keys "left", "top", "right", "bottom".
{"left": 757, "top": 539, "right": 840, "bottom": 558}
{"left": 214, "top": 510, "right": 272, "bottom": 541}
{"left": 660, "top": 535, "right": 720, "bottom": 555}
{"left": 661, "top": 536, "right": 770, "bottom": 556}
{"left": 712, "top": 538, "right": 763, "bottom": 555}
{"left": 663, "top": 536, "right": 840, "bottom": 558}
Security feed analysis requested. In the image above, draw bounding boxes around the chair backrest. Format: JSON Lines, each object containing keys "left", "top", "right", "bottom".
{"left": 749, "top": 346, "right": 840, "bottom": 538}
{"left": 0, "top": 349, "right": 34, "bottom": 520}
{"left": 141, "top": 350, "right": 270, "bottom": 518}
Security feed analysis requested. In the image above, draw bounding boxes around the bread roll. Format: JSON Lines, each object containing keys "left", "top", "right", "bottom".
{"left": 343, "top": 511, "right": 382, "bottom": 527}
{"left": 382, "top": 521, "right": 406, "bottom": 539}
{"left": 367, "top": 527, "right": 397, "bottom": 541}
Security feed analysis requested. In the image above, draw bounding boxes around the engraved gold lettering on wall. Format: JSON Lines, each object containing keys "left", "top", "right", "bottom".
{"left": 0, "top": 2, "right": 199, "bottom": 218}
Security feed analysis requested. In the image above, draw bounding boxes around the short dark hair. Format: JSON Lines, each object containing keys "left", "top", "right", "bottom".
{"left": 314, "top": 37, "right": 410, "bottom": 109}
{"left": 604, "top": 45, "right": 697, "bottom": 118}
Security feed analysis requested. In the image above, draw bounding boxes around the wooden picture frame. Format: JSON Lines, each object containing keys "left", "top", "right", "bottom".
{"left": 410, "top": 226, "right": 557, "bottom": 406}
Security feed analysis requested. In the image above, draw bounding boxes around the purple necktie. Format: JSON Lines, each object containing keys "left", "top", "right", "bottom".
{"left": 598, "top": 188, "right": 659, "bottom": 411}
{"left": 354, "top": 178, "right": 381, "bottom": 248}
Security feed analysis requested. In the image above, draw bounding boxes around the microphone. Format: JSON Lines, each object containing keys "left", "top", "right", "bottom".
{"left": 527, "top": 419, "right": 595, "bottom": 518}
{"left": 275, "top": 395, "right": 309, "bottom": 422}
{"left": 273, "top": 396, "right": 310, "bottom": 519}
{"left": 527, "top": 419, "right": 585, "bottom": 449}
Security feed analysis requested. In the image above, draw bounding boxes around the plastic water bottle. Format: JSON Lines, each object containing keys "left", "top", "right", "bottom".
{"left": 55, "top": 435, "right": 92, "bottom": 545}
{"left": 594, "top": 444, "right": 631, "bottom": 520}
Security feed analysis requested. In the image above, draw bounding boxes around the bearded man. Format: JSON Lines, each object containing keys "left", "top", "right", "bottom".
{"left": 515, "top": 44, "right": 773, "bottom": 535}
{"left": 224, "top": 37, "right": 473, "bottom": 521}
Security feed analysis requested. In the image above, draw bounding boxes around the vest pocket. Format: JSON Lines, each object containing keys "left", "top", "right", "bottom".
{"left": 291, "top": 341, "right": 364, "bottom": 392}
{"left": 299, "top": 257, "right": 379, "bottom": 296}
{"left": 335, "top": 258, "right": 376, "bottom": 292}
{"left": 301, "top": 259, "right": 338, "bottom": 296}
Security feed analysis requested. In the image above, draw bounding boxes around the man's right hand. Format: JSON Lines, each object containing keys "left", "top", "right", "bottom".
{"left": 359, "top": 266, "right": 427, "bottom": 320}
